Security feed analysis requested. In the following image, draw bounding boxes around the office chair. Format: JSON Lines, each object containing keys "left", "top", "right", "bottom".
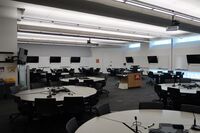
{"left": 9, "top": 96, "right": 34, "bottom": 122}
{"left": 63, "top": 97, "right": 85, "bottom": 118}
{"left": 34, "top": 98, "right": 58, "bottom": 118}
{"left": 154, "top": 85, "right": 168, "bottom": 106}
{"left": 180, "top": 104, "right": 200, "bottom": 114}
{"left": 168, "top": 87, "right": 181, "bottom": 109}
{"left": 30, "top": 82, "right": 46, "bottom": 89}
{"left": 95, "top": 103, "right": 111, "bottom": 116}
{"left": 83, "top": 79, "right": 95, "bottom": 87}
{"left": 66, "top": 117, "right": 79, "bottom": 133}
{"left": 85, "top": 93, "right": 99, "bottom": 113}
{"left": 139, "top": 102, "right": 164, "bottom": 109}
{"left": 147, "top": 71, "right": 155, "bottom": 85}
{"left": 68, "top": 79, "right": 79, "bottom": 85}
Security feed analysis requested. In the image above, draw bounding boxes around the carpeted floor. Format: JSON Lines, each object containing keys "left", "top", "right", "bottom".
{"left": 0, "top": 75, "right": 158, "bottom": 133}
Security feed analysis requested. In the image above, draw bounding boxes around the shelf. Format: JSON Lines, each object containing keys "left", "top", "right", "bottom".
{"left": 0, "top": 52, "right": 14, "bottom": 54}
{"left": 0, "top": 61, "right": 14, "bottom": 63}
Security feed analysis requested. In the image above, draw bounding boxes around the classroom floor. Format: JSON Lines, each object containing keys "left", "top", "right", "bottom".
{"left": 0, "top": 76, "right": 157, "bottom": 133}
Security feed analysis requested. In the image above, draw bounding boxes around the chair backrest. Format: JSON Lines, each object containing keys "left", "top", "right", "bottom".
{"left": 66, "top": 117, "right": 79, "bottom": 133}
{"left": 83, "top": 79, "right": 94, "bottom": 87}
{"left": 148, "top": 71, "right": 154, "bottom": 78}
{"left": 34, "top": 98, "right": 57, "bottom": 117}
{"left": 168, "top": 87, "right": 180, "bottom": 97}
{"left": 68, "top": 79, "right": 79, "bottom": 85}
{"left": 63, "top": 97, "right": 85, "bottom": 114}
{"left": 30, "top": 82, "right": 46, "bottom": 89}
{"left": 154, "top": 85, "right": 162, "bottom": 98}
{"left": 139, "top": 102, "right": 164, "bottom": 109}
{"left": 96, "top": 103, "right": 111, "bottom": 116}
{"left": 181, "top": 104, "right": 200, "bottom": 114}
{"left": 15, "top": 96, "right": 34, "bottom": 116}
{"left": 180, "top": 78, "right": 191, "bottom": 83}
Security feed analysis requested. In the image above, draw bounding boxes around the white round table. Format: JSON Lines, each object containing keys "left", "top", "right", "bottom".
{"left": 60, "top": 77, "right": 105, "bottom": 83}
{"left": 76, "top": 110, "right": 200, "bottom": 133}
{"left": 15, "top": 85, "right": 97, "bottom": 102}
{"left": 160, "top": 83, "right": 200, "bottom": 94}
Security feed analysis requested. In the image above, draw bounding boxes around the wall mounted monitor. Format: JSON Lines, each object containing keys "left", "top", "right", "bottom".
{"left": 126, "top": 57, "right": 134, "bottom": 63}
{"left": 147, "top": 56, "right": 158, "bottom": 63}
{"left": 27, "top": 56, "right": 39, "bottom": 63}
{"left": 50, "top": 56, "right": 61, "bottom": 63}
{"left": 70, "top": 57, "right": 81, "bottom": 63}
{"left": 187, "top": 54, "right": 200, "bottom": 64}
{"left": 18, "top": 48, "right": 28, "bottom": 65}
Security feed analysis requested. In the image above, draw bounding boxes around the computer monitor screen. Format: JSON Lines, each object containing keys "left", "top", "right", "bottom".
{"left": 18, "top": 48, "right": 28, "bottom": 64}
{"left": 50, "top": 56, "right": 61, "bottom": 63}
{"left": 147, "top": 56, "right": 158, "bottom": 63}
{"left": 27, "top": 56, "right": 39, "bottom": 63}
{"left": 70, "top": 57, "right": 81, "bottom": 63}
{"left": 187, "top": 54, "right": 200, "bottom": 64}
{"left": 126, "top": 57, "right": 134, "bottom": 63}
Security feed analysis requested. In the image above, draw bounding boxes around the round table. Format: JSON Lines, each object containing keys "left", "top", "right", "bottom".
{"left": 160, "top": 83, "right": 200, "bottom": 94}
{"left": 60, "top": 76, "right": 105, "bottom": 83}
{"left": 76, "top": 110, "right": 200, "bottom": 133}
{"left": 15, "top": 85, "right": 97, "bottom": 102}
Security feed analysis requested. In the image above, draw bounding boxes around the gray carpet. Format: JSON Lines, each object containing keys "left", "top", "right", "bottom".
{"left": 0, "top": 75, "right": 158, "bottom": 133}
{"left": 98, "top": 76, "right": 158, "bottom": 111}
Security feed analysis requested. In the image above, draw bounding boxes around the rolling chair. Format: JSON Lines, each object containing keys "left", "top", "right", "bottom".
{"left": 139, "top": 102, "right": 164, "bottom": 109}
{"left": 180, "top": 104, "right": 200, "bottom": 114}
{"left": 95, "top": 103, "right": 111, "bottom": 116}
{"left": 66, "top": 117, "right": 79, "bottom": 133}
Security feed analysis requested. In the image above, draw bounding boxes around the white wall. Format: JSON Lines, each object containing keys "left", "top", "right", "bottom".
{"left": 19, "top": 40, "right": 200, "bottom": 73}
{"left": 18, "top": 44, "right": 92, "bottom": 72}
{"left": 91, "top": 47, "right": 126, "bottom": 73}
{"left": 0, "top": 6, "right": 17, "bottom": 80}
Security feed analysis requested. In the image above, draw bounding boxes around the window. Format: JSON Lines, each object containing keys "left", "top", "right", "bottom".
{"left": 129, "top": 43, "right": 141, "bottom": 48}
{"left": 175, "top": 35, "right": 200, "bottom": 44}
{"left": 150, "top": 39, "right": 171, "bottom": 47}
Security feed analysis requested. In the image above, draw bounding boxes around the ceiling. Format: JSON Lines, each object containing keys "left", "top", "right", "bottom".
{"left": 3, "top": 0, "right": 200, "bottom": 47}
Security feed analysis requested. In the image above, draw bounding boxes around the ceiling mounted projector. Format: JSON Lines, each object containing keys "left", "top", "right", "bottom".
{"left": 166, "top": 16, "right": 180, "bottom": 31}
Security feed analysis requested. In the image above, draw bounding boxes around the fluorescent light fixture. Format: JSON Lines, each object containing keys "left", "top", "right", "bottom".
{"left": 175, "top": 15, "right": 192, "bottom": 20}
{"left": 125, "top": 1, "right": 152, "bottom": 10}
{"left": 18, "top": 21, "right": 154, "bottom": 38}
{"left": 129, "top": 43, "right": 141, "bottom": 48}
{"left": 153, "top": 9, "right": 174, "bottom": 15}
{"left": 192, "top": 19, "right": 200, "bottom": 23}
{"left": 115, "top": 0, "right": 124, "bottom": 2}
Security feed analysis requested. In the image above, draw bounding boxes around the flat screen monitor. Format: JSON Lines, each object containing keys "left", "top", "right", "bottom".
{"left": 27, "top": 56, "right": 39, "bottom": 63}
{"left": 70, "top": 57, "right": 81, "bottom": 63}
{"left": 126, "top": 57, "right": 134, "bottom": 63}
{"left": 187, "top": 54, "right": 200, "bottom": 64}
{"left": 18, "top": 48, "right": 28, "bottom": 64}
{"left": 147, "top": 56, "right": 158, "bottom": 63}
{"left": 50, "top": 56, "right": 61, "bottom": 63}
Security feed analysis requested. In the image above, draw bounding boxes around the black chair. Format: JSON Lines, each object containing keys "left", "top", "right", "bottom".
{"left": 168, "top": 87, "right": 181, "bottom": 109}
{"left": 147, "top": 71, "right": 155, "bottom": 85}
{"left": 34, "top": 98, "right": 58, "bottom": 118}
{"left": 154, "top": 85, "right": 168, "bottom": 106}
{"left": 95, "top": 103, "right": 111, "bottom": 116}
{"left": 68, "top": 79, "right": 79, "bottom": 85}
{"left": 30, "top": 82, "right": 46, "bottom": 89}
{"left": 180, "top": 104, "right": 200, "bottom": 114}
{"left": 139, "top": 102, "right": 164, "bottom": 109}
{"left": 85, "top": 93, "right": 99, "bottom": 112}
{"left": 66, "top": 117, "right": 79, "bottom": 133}
{"left": 9, "top": 96, "right": 34, "bottom": 122}
{"left": 83, "top": 79, "right": 95, "bottom": 87}
{"left": 63, "top": 97, "right": 85, "bottom": 118}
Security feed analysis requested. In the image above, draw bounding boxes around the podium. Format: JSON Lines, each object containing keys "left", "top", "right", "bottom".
{"left": 118, "top": 72, "right": 141, "bottom": 89}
